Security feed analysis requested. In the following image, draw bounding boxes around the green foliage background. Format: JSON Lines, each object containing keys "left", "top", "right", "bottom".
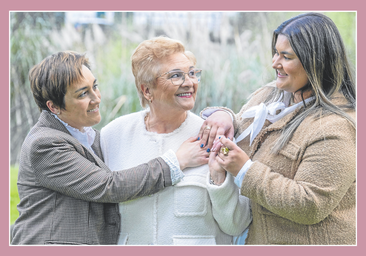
{"left": 10, "top": 11, "right": 356, "bottom": 225}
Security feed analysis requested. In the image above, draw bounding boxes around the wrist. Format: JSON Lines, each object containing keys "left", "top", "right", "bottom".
{"left": 210, "top": 171, "right": 226, "bottom": 186}
{"left": 176, "top": 154, "right": 187, "bottom": 170}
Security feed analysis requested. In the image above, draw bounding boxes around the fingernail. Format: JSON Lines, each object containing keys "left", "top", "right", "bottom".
{"left": 207, "top": 148, "right": 210, "bottom": 152}
{"left": 197, "top": 137, "right": 200, "bottom": 140}
{"left": 200, "top": 144, "right": 204, "bottom": 148}
{"left": 219, "top": 136, "right": 221, "bottom": 139}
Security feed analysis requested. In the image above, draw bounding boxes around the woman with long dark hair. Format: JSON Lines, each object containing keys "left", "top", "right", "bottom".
{"left": 200, "top": 12, "right": 356, "bottom": 245}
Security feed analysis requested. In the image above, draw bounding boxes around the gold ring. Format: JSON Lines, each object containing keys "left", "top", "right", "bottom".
{"left": 221, "top": 147, "right": 229, "bottom": 156}
{"left": 205, "top": 126, "right": 211, "bottom": 130}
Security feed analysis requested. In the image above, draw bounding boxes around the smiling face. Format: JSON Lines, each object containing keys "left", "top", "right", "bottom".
{"left": 151, "top": 52, "right": 198, "bottom": 114}
{"left": 57, "top": 65, "right": 101, "bottom": 131}
{"left": 272, "top": 34, "right": 309, "bottom": 95}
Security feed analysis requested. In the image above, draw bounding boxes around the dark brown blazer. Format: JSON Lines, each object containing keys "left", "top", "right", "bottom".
{"left": 11, "top": 111, "right": 172, "bottom": 245}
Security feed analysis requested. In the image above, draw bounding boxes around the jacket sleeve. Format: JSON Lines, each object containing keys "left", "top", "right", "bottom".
{"left": 233, "top": 82, "right": 277, "bottom": 136}
{"left": 199, "top": 82, "right": 277, "bottom": 138}
{"left": 30, "top": 133, "right": 172, "bottom": 203}
{"left": 240, "top": 116, "right": 356, "bottom": 225}
{"left": 206, "top": 173, "right": 252, "bottom": 236}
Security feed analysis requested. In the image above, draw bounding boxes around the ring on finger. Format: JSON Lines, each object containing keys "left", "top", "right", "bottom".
{"left": 221, "top": 147, "right": 229, "bottom": 156}
{"left": 205, "top": 126, "right": 211, "bottom": 130}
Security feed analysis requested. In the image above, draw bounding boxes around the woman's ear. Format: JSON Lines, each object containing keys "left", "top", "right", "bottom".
{"left": 46, "top": 100, "right": 60, "bottom": 115}
{"left": 141, "top": 84, "right": 153, "bottom": 104}
{"left": 141, "top": 84, "right": 151, "bottom": 99}
{"left": 141, "top": 84, "right": 149, "bottom": 96}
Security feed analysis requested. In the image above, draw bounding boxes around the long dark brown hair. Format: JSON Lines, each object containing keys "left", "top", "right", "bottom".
{"left": 267, "top": 13, "right": 356, "bottom": 153}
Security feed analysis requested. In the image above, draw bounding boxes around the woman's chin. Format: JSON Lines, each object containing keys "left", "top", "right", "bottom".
{"left": 184, "top": 103, "right": 195, "bottom": 111}
{"left": 89, "top": 116, "right": 102, "bottom": 127}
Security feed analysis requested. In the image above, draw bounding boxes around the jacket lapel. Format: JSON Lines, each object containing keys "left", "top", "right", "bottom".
{"left": 37, "top": 111, "right": 106, "bottom": 167}
{"left": 249, "top": 106, "right": 304, "bottom": 157}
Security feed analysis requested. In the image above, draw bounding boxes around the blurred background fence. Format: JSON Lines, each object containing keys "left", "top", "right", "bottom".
{"left": 10, "top": 11, "right": 356, "bottom": 165}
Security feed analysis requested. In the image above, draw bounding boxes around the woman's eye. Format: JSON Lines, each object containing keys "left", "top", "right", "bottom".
{"left": 79, "top": 91, "right": 87, "bottom": 97}
{"left": 188, "top": 70, "right": 195, "bottom": 76}
{"left": 169, "top": 72, "right": 182, "bottom": 79}
{"left": 93, "top": 84, "right": 99, "bottom": 90}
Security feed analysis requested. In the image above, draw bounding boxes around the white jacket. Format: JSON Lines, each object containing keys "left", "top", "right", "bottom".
{"left": 101, "top": 110, "right": 251, "bottom": 245}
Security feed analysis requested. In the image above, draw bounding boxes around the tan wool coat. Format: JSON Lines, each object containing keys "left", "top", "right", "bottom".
{"left": 231, "top": 84, "right": 356, "bottom": 245}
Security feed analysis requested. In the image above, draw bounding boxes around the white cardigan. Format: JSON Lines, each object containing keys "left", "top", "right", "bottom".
{"left": 100, "top": 110, "right": 251, "bottom": 245}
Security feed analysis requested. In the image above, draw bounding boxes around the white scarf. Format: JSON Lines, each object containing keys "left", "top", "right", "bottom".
{"left": 235, "top": 94, "right": 315, "bottom": 145}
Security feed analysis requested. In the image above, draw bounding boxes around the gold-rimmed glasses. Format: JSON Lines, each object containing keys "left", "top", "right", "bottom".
{"left": 156, "top": 69, "right": 202, "bottom": 86}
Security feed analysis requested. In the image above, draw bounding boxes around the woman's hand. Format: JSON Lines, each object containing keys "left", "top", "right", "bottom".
{"left": 213, "top": 137, "right": 250, "bottom": 177}
{"left": 176, "top": 137, "right": 209, "bottom": 170}
{"left": 208, "top": 148, "right": 226, "bottom": 185}
{"left": 198, "top": 111, "right": 234, "bottom": 152}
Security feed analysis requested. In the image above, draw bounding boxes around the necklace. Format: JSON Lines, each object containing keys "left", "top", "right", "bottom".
{"left": 144, "top": 114, "right": 150, "bottom": 131}
{"left": 144, "top": 111, "right": 188, "bottom": 133}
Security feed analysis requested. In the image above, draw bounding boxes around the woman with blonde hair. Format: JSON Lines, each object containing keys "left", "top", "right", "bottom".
{"left": 101, "top": 36, "right": 251, "bottom": 245}
{"left": 200, "top": 12, "right": 356, "bottom": 245}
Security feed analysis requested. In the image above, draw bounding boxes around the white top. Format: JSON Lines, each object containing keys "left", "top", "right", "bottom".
{"left": 100, "top": 110, "right": 251, "bottom": 245}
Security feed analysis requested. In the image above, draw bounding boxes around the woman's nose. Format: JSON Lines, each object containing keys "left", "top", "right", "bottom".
{"left": 182, "top": 73, "right": 194, "bottom": 86}
{"left": 91, "top": 90, "right": 101, "bottom": 104}
{"left": 272, "top": 55, "right": 281, "bottom": 69}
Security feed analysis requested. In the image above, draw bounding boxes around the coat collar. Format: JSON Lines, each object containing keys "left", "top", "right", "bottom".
{"left": 248, "top": 92, "right": 353, "bottom": 157}
{"left": 248, "top": 102, "right": 307, "bottom": 157}
{"left": 38, "top": 110, "right": 72, "bottom": 135}
{"left": 37, "top": 111, "right": 103, "bottom": 159}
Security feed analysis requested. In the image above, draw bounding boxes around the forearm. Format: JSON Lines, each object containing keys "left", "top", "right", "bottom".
{"left": 207, "top": 173, "right": 251, "bottom": 236}
{"left": 32, "top": 138, "right": 172, "bottom": 203}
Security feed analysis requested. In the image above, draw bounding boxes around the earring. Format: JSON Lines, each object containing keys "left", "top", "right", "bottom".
{"left": 149, "top": 98, "right": 153, "bottom": 103}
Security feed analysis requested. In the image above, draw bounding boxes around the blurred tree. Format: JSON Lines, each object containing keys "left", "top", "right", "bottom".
{"left": 10, "top": 12, "right": 63, "bottom": 164}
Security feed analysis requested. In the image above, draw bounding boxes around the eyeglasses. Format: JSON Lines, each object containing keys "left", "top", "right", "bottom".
{"left": 156, "top": 69, "right": 202, "bottom": 86}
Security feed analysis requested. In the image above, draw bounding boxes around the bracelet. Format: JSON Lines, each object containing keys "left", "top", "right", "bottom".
{"left": 209, "top": 175, "right": 225, "bottom": 186}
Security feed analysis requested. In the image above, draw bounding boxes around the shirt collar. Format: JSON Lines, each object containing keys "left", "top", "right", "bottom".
{"left": 46, "top": 110, "right": 96, "bottom": 152}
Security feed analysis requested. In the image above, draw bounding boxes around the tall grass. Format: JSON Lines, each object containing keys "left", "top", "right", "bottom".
{"left": 10, "top": 165, "right": 19, "bottom": 225}
{"left": 10, "top": 12, "right": 356, "bottom": 163}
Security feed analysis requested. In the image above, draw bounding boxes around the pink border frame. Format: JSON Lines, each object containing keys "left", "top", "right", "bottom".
{"left": 4, "top": 1, "right": 364, "bottom": 255}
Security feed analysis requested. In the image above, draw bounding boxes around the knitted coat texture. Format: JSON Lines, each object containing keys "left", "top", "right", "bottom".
{"left": 232, "top": 84, "right": 356, "bottom": 245}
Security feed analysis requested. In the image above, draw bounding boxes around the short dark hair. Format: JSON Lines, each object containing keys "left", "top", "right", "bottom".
{"left": 29, "top": 51, "right": 91, "bottom": 111}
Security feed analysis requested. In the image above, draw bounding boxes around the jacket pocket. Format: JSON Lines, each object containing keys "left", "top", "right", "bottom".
{"left": 44, "top": 240, "right": 88, "bottom": 245}
{"left": 174, "top": 174, "right": 208, "bottom": 217}
{"left": 173, "top": 235, "right": 216, "bottom": 245}
{"left": 257, "top": 204, "right": 276, "bottom": 216}
{"left": 117, "top": 233, "right": 129, "bottom": 245}
{"left": 279, "top": 141, "right": 300, "bottom": 160}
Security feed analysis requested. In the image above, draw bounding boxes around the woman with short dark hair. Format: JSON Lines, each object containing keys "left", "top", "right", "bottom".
{"left": 11, "top": 51, "right": 206, "bottom": 245}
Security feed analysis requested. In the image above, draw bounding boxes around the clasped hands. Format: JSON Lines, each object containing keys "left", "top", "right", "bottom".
{"left": 198, "top": 111, "right": 250, "bottom": 184}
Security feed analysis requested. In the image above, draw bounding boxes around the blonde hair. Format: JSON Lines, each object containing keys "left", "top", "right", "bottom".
{"left": 131, "top": 36, "right": 196, "bottom": 108}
